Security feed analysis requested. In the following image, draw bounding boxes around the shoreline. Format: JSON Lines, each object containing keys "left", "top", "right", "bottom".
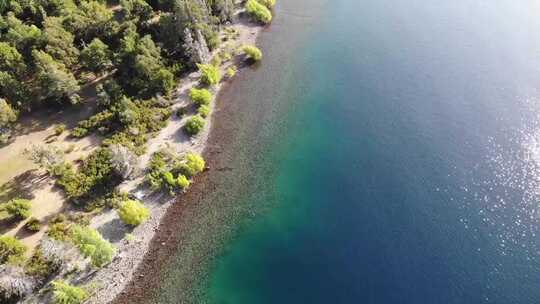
{"left": 81, "top": 16, "right": 268, "bottom": 304}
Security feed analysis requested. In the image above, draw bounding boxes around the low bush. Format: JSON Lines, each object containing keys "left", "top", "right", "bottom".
{"left": 55, "top": 124, "right": 66, "bottom": 136}
{"left": 71, "top": 225, "right": 116, "bottom": 267}
{"left": 51, "top": 280, "right": 88, "bottom": 304}
{"left": 181, "top": 152, "right": 205, "bottom": 177}
{"left": 184, "top": 115, "right": 205, "bottom": 136}
{"left": 257, "top": 0, "right": 276, "bottom": 8}
{"left": 117, "top": 200, "right": 150, "bottom": 226}
{"left": 242, "top": 45, "right": 263, "bottom": 62}
{"left": 24, "top": 217, "right": 41, "bottom": 232}
{"left": 25, "top": 249, "right": 56, "bottom": 278}
{"left": 226, "top": 66, "right": 237, "bottom": 78}
{"left": 0, "top": 236, "right": 27, "bottom": 264}
{"left": 245, "top": 0, "right": 272, "bottom": 23}
{"left": 189, "top": 88, "right": 212, "bottom": 106}
{"left": 5, "top": 199, "right": 31, "bottom": 220}
{"left": 197, "top": 64, "right": 222, "bottom": 86}
{"left": 147, "top": 152, "right": 167, "bottom": 190}
{"left": 47, "top": 222, "right": 71, "bottom": 242}
{"left": 198, "top": 105, "right": 210, "bottom": 118}
{"left": 55, "top": 148, "right": 116, "bottom": 200}
{"left": 177, "top": 174, "right": 190, "bottom": 190}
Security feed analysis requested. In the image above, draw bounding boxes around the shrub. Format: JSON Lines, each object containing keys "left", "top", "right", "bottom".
{"left": 147, "top": 152, "right": 167, "bottom": 189}
{"left": 184, "top": 115, "right": 205, "bottom": 136}
{"left": 245, "top": 0, "right": 272, "bottom": 23}
{"left": 197, "top": 64, "right": 221, "bottom": 86}
{"left": 0, "top": 236, "right": 27, "bottom": 264}
{"left": 51, "top": 281, "right": 88, "bottom": 304}
{"left": 71, "top": 225, "right": 116, "bottom": 267}
{"left": 181, "top": 152, "right": 205, "bottom": 177}
{"left": 54, "top": 124, "right": 66, "bottom": 136}
{"left": 25, "top": 249, "right": 56, "bottom": 277}
{"left": 177, "top": 174, "right": 190, "bottom": 190}
{"left": 5, "top": 199, "right": 31, "bottom": 220}
{"left": 242, "top": 45, "right": 263, "bottom": 61}
{"left": 71, "top": 127, "right": 88, "bottom": 138}
{"left": 0, "top": 98, "right": 17, "bottom": 128}
{"left": 189, "top": 88, "right": 212, "bottom": 106}
{"left": 56, "top": 148, "right": 115, "bottom": 199}
{"left": 24, "top": 217, "right": 41, "bottom": 232}
{"left": 198, "top": 105, "right": 210, "bottom": 118}
{"left": 26, "top": 145, "right": 65, "bottom": 173}
{"left": 47, "top": 222, "right": 71, "bottom": 241}
{"left": 163, "top": 171, "right": 176, "bottom": 186}
{"left": 257, "top": 0, "right": 276, "bottom": 8}
{"left": 117, "top": 200, "right": 150, "bottom": 226}
{"left": 226, "top": 66, "right": 237, "bottom": 78}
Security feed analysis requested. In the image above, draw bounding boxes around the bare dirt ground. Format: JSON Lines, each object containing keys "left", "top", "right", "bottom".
{"left": 0, "top": 96, "right": 101, "bottom": 252}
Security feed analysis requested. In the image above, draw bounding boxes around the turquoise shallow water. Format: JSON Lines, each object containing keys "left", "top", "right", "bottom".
{"left": 157, "top": 0, "right": 540, "bottom": 303}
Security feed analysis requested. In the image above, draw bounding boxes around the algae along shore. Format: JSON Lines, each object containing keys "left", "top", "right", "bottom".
{"left": 0, "top": 0, "right": 273, "bottom": 303}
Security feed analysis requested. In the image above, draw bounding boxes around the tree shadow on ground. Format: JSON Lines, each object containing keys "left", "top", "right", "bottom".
{"left": 0, "top": 169, "right": 49, "bottom": 203}
{"left": 0, "top": 217, "right": 19, "bottom": 232}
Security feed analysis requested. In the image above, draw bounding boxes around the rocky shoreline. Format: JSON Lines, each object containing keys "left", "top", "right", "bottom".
{"left": 82, "top": 15, "right": 266, "bottom": 304}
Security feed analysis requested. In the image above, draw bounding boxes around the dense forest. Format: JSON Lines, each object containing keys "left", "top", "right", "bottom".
{"left": 0, "top": 0, "right": 240, "bottom": 143}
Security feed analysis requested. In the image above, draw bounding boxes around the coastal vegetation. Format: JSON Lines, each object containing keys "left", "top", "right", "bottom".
{"left": 51, "top": 280, "right": 88, "bottom": 304}
{"left": 190, "top": 88, "right": 213, "bottom": 106}
{"left": 0, "top": 236, "right": 27, "bottom": 264}
{"left": 0, "top": 0, "right": 274, "bottom": 301}
{"left": 71, "top": 225, "right": 116, "bottom": 267}
{"left": 242, "top": 45, "right": 263, "bottom": 62}
{"left": 118, "top": 199, "right": 150, "bottom": 226}
{"left": 185, "top": 115, "right": 206, "bottom": 135}
{"left": 245, "top": 0, "right": 273, "bottom": 24}
{"left": 198, "top": 63, "right": 222, "bottom": 86}
{"left": 5, "top": 198, "right": 32, "bottom": 220}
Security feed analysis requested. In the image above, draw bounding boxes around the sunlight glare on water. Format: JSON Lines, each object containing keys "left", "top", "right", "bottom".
{"left": 459, "top": 97, "right": 540, "bottom": 260}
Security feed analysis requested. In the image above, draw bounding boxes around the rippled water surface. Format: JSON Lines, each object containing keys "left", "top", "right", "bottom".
{"left": 156, "top": 0, "right": 540, "bottom": 303}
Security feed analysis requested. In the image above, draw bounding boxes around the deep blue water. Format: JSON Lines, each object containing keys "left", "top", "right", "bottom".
{"left": 159, "top": 0, "right": 540, "bottom": 303}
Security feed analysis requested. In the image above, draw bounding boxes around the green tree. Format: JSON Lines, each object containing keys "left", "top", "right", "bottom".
{"left": 198, "top": 104, "right": 210, "bottom": 117}
{"left": 177, "top": 174, "right": 190, "bottom": 190}
{"left": 43, "top": 17, "right": 79, "bottom": 67}
{"left": 5, "top": 198, "right": 32, "bottom": 220}
{"left": 4, "top": 13, "right": 43, "bottom": 58}
{"left": 184, "top": 115, "right": 205, "bottom": 136}
{"left": 0, "top": 72, "right": 31, "bottom": 107}
{"left": 0, "top": 235, "right": 27, "bottom": 264}
{"left": 197, "top": 63, "right": 221, "bottom": 86}
{"left": 71, "top": 225, "right": 116, "bottom": 267}
{"left": 0, "top": 98, "right": 17, "bottom": 128}
{"left": 80, "top": 38, "right": 112, "bottom": 73}
{"left": 63, "top": 1, "right": 114, "bottom": 42}
{"left": 245, "top": 0, "right": 272, "bottom": 24}
{"left": 120, "top": 0, "right": 153, "bottom": 22}
{"left": 117, "top": 199, "right": 150, "bottom": 226}
{"left": 189, "top": 88, "right": 212, "bottom": 106}
{"left": 256, "top": 0, "right": 276, "bottom": 9}
{"left": 181, "top": 152, "right": 205, "bottom": 177}
{"left": 0, "top": 42, "right": 26, "bottom": 74}
{"left": 32, "top": 50, "right": 80, "bottom": 104}
{"left": 242, "top": 45, "right": 263, "bottom": 61}
{"left": 51, "top": 280, "right": 88, "bottom": 304}
{"left": 118, "top": 33, "right": 175, "bottom": 96}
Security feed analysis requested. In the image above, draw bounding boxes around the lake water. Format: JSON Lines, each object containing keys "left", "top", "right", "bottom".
{"left": 156, "top": 0, "right": 540, "bottom": 303}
